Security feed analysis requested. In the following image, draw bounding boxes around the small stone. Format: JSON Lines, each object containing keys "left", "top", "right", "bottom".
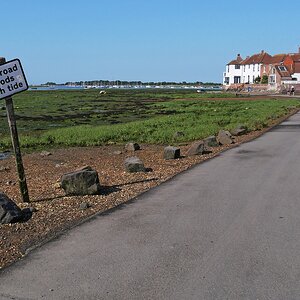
{"left": 0, "top": 166, "right": 10, "bottom": 172}
{"left": 217, "top": 130, "right": 233, "bottom": 145}
{"left": 173, "top": 131, "right": 185, "bottom": 139}
{"left": 29, "top": 207, "right": 38, "bottom": 213}
{"left": 40, "top": 151, "right": 52, "bottom": 156}
{"left": 164, "top": 146, "right": 181, "bottom": 160}
{"left": 203, "top": 136, "right": 219, "bottom": 147}
{"left": 79, "top": 202, "right": 90, "bottom": 210}
{"left": 113, "top": 150, "right": 122, "bottom": 155}
{"left": 6, "top": 180, "right": 15, "bottom": 186}
{"left": 187, "top": 141, "right": 206, "bottom": 156}
{"left": 53, "top": 182, "right": 61, "bottom": 189}
{"left": 125, "top": 142, "right": 140, "bottom": 151}
{"left": 124, "top": 157, "right": 146, "bottom": 173}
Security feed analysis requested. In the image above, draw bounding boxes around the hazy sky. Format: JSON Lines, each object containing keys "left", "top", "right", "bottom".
{"left": 2, "top": 0, "right": 299, "bottom": 84}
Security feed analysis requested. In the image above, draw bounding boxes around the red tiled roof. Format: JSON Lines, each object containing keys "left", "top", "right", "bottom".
{"left": 274, "top": 65, "right": 292, "bottom": 79}
{"left": 271, "top": 54, "right": 286, "bottom": 64}
{"left": 227, "top": 54, "right": 243, "bottom": 65}
{"left": 290, "top": 54, "right": 300, "bottom": 62}
{"left": 241, "top": 51, "right": 272, "bottom": 65}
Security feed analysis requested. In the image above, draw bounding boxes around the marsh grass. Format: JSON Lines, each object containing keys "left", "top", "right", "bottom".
{"left": 1, "top": 90, "right": 299, "bottom": 150}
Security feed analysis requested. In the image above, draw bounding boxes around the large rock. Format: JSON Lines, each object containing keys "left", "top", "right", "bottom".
{"left": 0, "top": 193, "right": 23, "bottom": 224}
{"left": 125, "top": 142, "right": 140, "bottom": 151}
{"left": 217, "top": 130, "right": 233, "bottom": 145}
{"left": 230, "top": 125, "right": 248, "bottom": 136}
{"left": 203, "top": 136, "right": 219, "bottom": 147}
{"left": 187, "top": 141, "right": 206, "bottom": 156}
{"left": 164, "top": 146, "right": 180, "bottom": 160}
{"left": 124, "top": 157, "right": 145, "bottom": 173}
{"left": 61, "top": 166, "right": 101, "bottom": 195}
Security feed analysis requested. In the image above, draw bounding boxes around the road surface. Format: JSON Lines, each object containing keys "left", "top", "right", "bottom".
{"left": 1, "top": 113, "right": 300, "bottom": 299}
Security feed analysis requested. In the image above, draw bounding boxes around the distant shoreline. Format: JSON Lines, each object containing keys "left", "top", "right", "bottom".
{"left": 28, "top": 85, "right": 223, "bottom": 91}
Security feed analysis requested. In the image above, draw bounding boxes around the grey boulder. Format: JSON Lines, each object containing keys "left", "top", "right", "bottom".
{"left": 164, "top": 146, "right": 181, "bottom": 160}
{"left": 125, "top": 142, "right": 140, "bottom": 151}
{"left": 217, "top": 130, "right": 234, "bottom": 145}
{"left": 0, "top": 193, "right": 23, "bottom": 224}
{"left": 231, "top": 125, "right": 248, "bottom": 136}
{"left": 124, "top": 157, "right": 146, "bottom": 173}
{"left": 203, "top": 135, "right": 219, "bottom": 147}
{"left": 61, "top": 166, "right": 101, "bottom": 195}
{"left": 187, "top": 141, "right": 206, "bottom": 156}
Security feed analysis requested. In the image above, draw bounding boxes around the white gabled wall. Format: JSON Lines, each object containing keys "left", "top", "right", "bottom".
{"left": 223, "top": 62, "right": 262, "bottom": 85}
{"left": 242, "top": 63, "right": 261, "bottom": 83}
{"left": 223, "top": 64, "right": 242, "bottom": 85}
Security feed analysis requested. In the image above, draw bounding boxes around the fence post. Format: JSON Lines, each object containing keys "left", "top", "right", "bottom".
{"left": 0, "top": 57, "right": 30, "bottom": 202}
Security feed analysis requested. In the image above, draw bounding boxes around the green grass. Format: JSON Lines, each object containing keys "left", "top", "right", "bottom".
{"left": 1, "top": 89, "right": 299, "bottom": 150}
{"left": 0, "top": 90, "right": 300, "bottom": 149}
{"left": 0, "top": 89, "right": 235, "bottom": 136}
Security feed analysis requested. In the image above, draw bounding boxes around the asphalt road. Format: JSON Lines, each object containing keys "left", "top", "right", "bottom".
{"left": 1, "top": 112, "right": 300, "bottom": 300}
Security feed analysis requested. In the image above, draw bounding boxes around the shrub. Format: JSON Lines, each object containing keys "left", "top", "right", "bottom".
{"left": 261, "top": 75, "right": 268, "bottom": 84}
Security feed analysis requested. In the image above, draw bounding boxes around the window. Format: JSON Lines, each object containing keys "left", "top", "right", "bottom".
{"left": 235, "top": 65, "right": 240, "bottom": 69}
{"left": 253, "top": 64, "right": 255, "bottom": 71}
{"left": 258, "top": 64, "right": 260, "bottom": 72}
{"left": 244, "top": 66, "right": 245, "bottom": 71}
{"left": 269, "top": 75, "right": 275, "bottom": 83}
{"left": 227, "top": 65, "right": 229, "bottom": 72}
{"left": 278, "top": 66, "right": 287, "bottom": 72}
{"left": 234, "top": 76, "right": 241, "bottom": 84}
{"left": 224, "top": 77, "right": 229, "bottom": 84}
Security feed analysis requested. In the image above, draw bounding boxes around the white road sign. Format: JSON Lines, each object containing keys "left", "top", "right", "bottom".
{"left": 0, "top": 59, "right": 28, "bottom": 100}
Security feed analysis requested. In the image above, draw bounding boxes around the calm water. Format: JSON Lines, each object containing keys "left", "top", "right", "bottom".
{"left": 29, "top": 85, "right": 84, "bottom": 91}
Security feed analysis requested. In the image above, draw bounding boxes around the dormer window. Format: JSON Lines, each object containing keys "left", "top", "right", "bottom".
{"left": 278, "top": 66, "right": 287, "bottom": 72}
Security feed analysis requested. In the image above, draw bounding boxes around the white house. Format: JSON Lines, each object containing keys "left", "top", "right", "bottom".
{"left": 223, "top": 54, "right": 243, "bottom": 85}
{"left": 223, "top": 51, "right": 272, "bottom": 86}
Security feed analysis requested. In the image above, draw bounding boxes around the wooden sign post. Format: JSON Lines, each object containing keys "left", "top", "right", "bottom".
{"left": 0, "top": 57, "right": 29, "bottom": 202}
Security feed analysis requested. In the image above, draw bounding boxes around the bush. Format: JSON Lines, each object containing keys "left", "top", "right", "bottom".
{"left": 254, "top": 76, "right": 261, "bottom": 84}
{"left": 261, "top": 75, "right": 268, "bottom": 84}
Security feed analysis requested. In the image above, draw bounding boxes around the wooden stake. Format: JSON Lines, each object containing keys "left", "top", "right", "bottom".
{"left": 0, "top": 57, "right": 29, "bottom": 202}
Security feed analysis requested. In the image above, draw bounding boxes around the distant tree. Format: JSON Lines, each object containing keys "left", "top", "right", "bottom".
{"left": 261, "top": 74, "right": 268, "bottom": 84}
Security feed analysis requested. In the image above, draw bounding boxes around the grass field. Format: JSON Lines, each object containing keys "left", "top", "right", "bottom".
{"left": 0, "top": 89, "right": 299, "bottom": 150}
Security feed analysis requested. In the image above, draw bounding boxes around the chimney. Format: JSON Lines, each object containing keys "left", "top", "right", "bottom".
{"left": 261, "top": 50, "right": 264, "bottom": 54}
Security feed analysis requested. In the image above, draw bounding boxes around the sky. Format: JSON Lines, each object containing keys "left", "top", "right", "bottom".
{"left": 2, "top": 0, "right": 300, "bottom": 84}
